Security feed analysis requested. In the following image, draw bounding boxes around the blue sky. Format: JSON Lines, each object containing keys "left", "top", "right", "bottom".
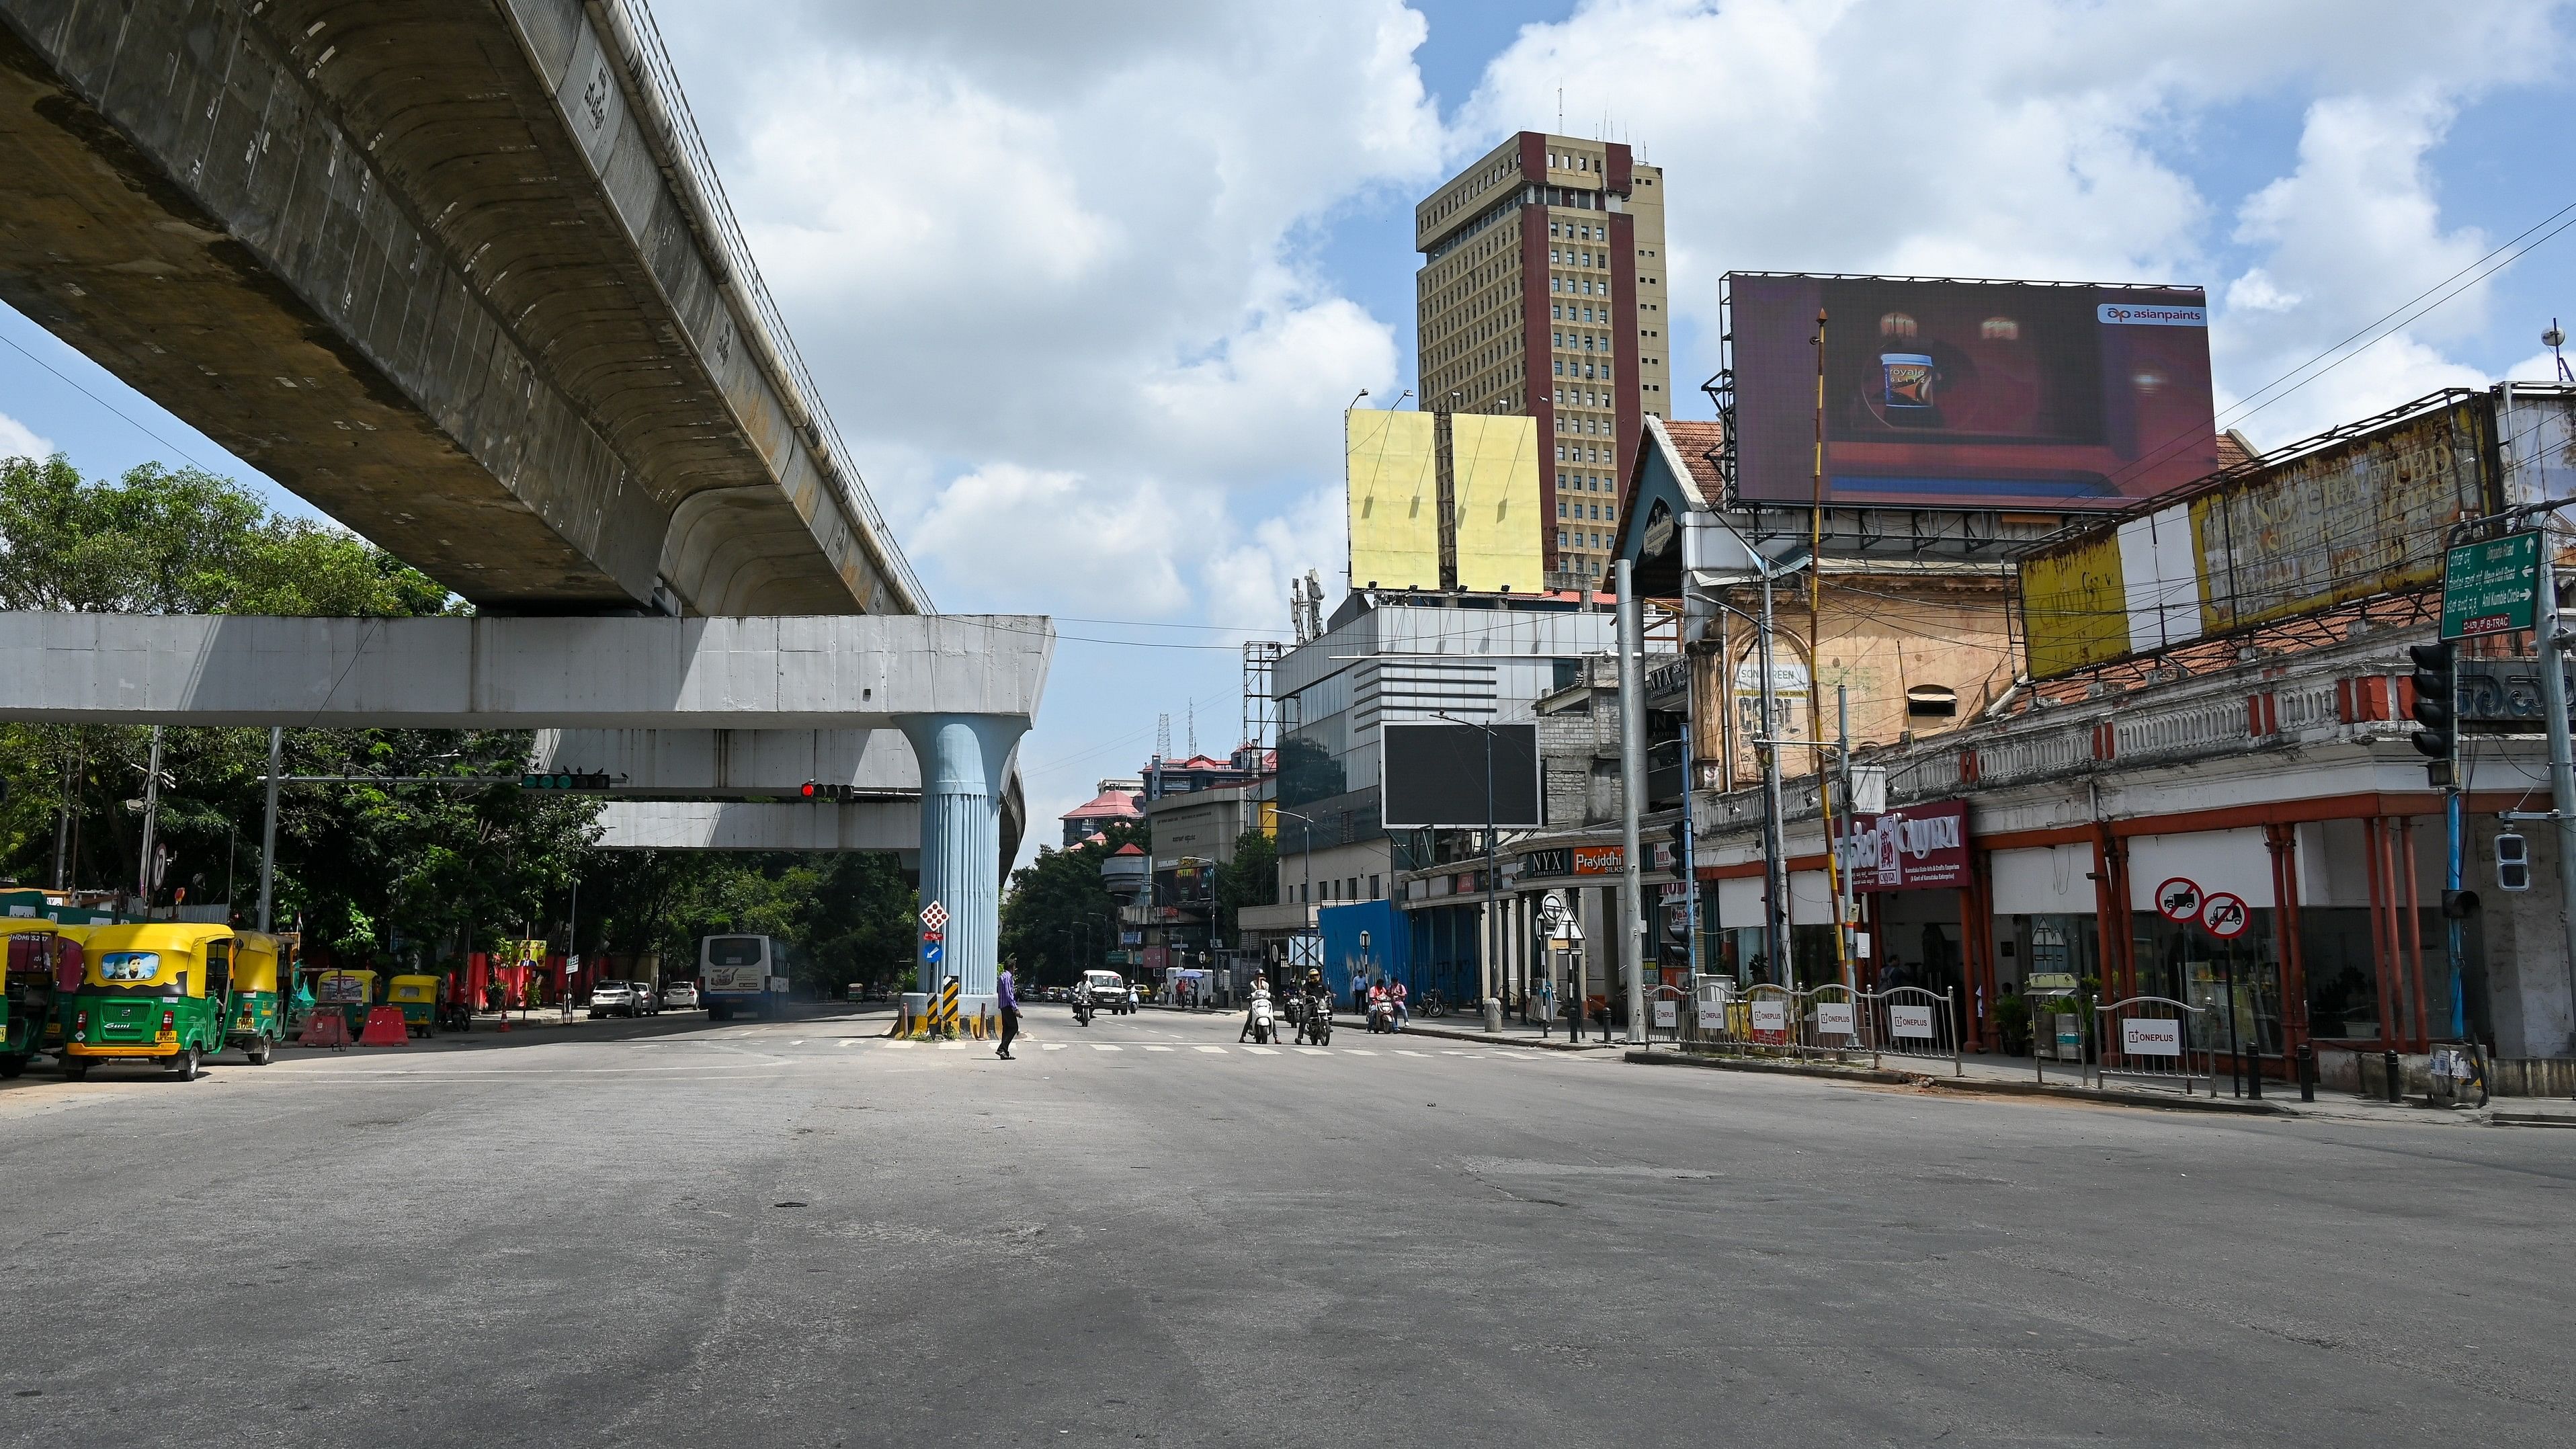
{"left": 3, "top": 0, "right": 2571, "bottom": 866}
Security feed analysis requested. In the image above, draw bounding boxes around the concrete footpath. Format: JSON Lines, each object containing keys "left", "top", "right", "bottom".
{"left": 1626, "top": 1044, "right": 2576, "bottom": 1126}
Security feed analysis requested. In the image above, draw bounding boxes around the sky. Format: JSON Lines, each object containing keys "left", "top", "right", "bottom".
{"left": 3, "top": 0, "right": 2573, "bottom": 872}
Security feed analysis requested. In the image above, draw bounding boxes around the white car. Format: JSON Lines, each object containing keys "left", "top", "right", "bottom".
{"left": 1081, "top": 970, "right": 1134, "bottom": 1016}
{"left": 661, "top": 982, "right": 700, "bottom": 1009}
{"left": 587, "top": 981, "right": 640, "bottom": 1018}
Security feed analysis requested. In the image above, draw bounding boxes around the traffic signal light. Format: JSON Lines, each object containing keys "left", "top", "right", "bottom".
{"left": 520, "top": 772, "right": 612, "bottom": 791}
{"left": 2496, "top": 831, "right": 2531, "bottom": 892}
{"left": 2407, "top": 640, "right": 2454, "bottom": 760}
{"left": 1666, "top": 813, "right": 1692, "bottom": 866}
{"left": 800, "top": 781, "right": 857, "bottom": 802}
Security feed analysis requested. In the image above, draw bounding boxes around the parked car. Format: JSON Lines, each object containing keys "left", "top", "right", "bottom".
{"left": 587, "top": 981, "right": 639, "bottom": 1019}
{"left": 629, "top": 980, "right": 661, "bottom": 1016}
{"left": 661, "top": 981, "right": 700, "bottom": 1010}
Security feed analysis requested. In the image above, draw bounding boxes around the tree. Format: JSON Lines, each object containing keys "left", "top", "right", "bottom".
{"left": 1000, "top": 819, "right": 1145, "bottom": 986}
{"left": 1215, "top": 827, "right": 1278, "bottom": 946}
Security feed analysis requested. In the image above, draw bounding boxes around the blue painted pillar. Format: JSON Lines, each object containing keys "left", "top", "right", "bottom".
{"left": 897, "top": 713, "right": 1028, "bottom": 1000}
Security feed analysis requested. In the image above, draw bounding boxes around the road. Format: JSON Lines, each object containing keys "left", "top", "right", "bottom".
{"left": 0, "top": 1005, "right": 2568, "bottom": 1447}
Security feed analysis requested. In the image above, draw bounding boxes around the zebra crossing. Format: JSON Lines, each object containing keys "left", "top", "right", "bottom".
{"left": 857, "top": 1037, "right": 1542, "bottom": 1063}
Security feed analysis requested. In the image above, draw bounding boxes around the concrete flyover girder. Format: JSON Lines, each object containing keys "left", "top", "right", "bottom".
{"left": 593, "top": 801, "right": 918, "bottom": 854}
{"left": 0, "top": 613, "right": 1051, "bottom": 731}
{"left": 532, "top": 727, "right": 1029, "bottom": 872}
{"left": 0, "top": 0, "right": 920, "bottom": 616}
{"left": 532, "top": 729, "right": 923, "bottom": 798}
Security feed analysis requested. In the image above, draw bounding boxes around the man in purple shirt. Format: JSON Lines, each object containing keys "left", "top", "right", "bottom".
{"left": 995, "top": 958, "right": 1021, "bottom": 1060}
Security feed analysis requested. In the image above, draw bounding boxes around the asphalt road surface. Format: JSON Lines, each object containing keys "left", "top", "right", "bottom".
{"left": 0, "top": 1005, "right": 2568, "bottom": 1448}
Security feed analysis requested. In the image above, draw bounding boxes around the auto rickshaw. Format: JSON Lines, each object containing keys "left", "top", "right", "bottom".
{"left": 1, "top": 919, "right": 83, "bottom": 1079}
{"left": 313, "top": 968, "right": 380, "bottom": 1036}
{"left": 60, "top": 922, "right": 236, "bottom": 1081}
{"left": 388, "top": 973, "right": 444, "bottom": 1038}
{"left": 225, "top": 932, "right": 289, "bottom": 1065}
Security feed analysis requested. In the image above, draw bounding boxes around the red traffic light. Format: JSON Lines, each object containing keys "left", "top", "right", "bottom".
{"left": 800, "top": 780, "right": 820, "bottom": 799}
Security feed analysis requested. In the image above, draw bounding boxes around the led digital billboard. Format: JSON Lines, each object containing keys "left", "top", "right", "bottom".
{"left": 1379, "top": 722, "right": 1542, "bottom": 830}
{"left": 1728, "top": 274, "right": 2219, "bottom": 510}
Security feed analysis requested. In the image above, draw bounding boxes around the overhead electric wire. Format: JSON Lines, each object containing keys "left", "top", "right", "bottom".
{"left": 0, "top": 329, "right": 218, "bottom": 474}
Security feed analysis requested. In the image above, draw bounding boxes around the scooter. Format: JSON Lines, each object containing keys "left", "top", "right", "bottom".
{"left": 1369, "top": 996, "right": 1395, "bottom": 1034}
{"left": 1245, "top": 994, "right": 1276, "bottom": 1045}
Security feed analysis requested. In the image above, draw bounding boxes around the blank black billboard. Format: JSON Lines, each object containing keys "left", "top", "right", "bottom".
{"left": 1380, "top": 722, "right": 1542, "bottom": 829}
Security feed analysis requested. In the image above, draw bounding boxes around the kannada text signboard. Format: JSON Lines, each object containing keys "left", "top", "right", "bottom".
{"left": 1845, "top": 799, "right": 1971, "bottom": 893}
{"left": 2441, "top": 532, "right": 2540, "bottom": 640}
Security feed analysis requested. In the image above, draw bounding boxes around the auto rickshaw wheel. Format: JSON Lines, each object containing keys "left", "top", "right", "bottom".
{"left": 60, "top": 1061, "right": 87, "bottom": 1081}
{"left": 0, "top": 1054, "right": 24, "bottom": 1079}
{"left": 171, "top": 1048, "right": 200, "bottom": 1082}
{"left": 247, "top": 1038, "right": 274, "bottom": 1067}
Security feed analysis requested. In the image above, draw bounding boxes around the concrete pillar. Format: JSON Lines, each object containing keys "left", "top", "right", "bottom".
{"left": 897, "top": 713, "right": 1030, "bottom": 1003}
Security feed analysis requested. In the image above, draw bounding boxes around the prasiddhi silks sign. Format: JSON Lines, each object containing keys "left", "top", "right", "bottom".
{"left": 1845, "top": 799, "right": 1972, "bottom": 893}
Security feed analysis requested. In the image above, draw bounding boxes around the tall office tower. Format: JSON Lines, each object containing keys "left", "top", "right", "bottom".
{"left": 1414, "top": 132, "right": 1670, "bottom": 588}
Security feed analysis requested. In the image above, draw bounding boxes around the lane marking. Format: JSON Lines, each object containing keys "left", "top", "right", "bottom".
{"left": 879, "top": 1041, "right": 915, "bottom": 1050}
{"left": 1396, "top": 1050, "right": 1429, "bottom": 1057}
{"left": 1041, "top": 1043, "right": 1067, "bottom": 1051}
{"left": 839, "top": 1040, "right": 860, "bottom": 1048}
{"left": 1093, "top": 1044, "right": 1122, "bottom": 1052}
{"left": 1293, "top": 1047, "right": 1330, "bottom": 1056}
{"left": 1343, "top": 1048, "right": 1377, "bottom": 1057}
{"left": 937, "top": 1043, "right": 965, "bottom": 1052}
{"left": 1243, "top": 1046, "right": 1280, "bottom": 1056}
{"left": 1194, "top": 1046, "right": 1228, "bottom": 1054}
{"left": 1145, "top": 1045, "right": 1175, "bottom": 1052}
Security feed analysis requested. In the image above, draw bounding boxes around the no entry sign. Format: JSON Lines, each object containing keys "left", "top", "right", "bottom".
{"left": 2198, "top": 893, "right": 2249, "bottom": 939}
{"left": 2154, "top": 877, "right": 2202, "bottom": 923}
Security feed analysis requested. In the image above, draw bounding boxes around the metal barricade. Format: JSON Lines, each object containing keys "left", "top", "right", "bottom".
{"left": 2092, "top": 996, "right": 2210, "bottom": 1095}
{"left": 1678, "top": 977, "right": 1743, "bottom": 1051}
{"left": 1645, "top": 984, "right": 1688, "bottom": 1045}
{"left": 1802, "top": 983, "right": 1870, "bottom": 1064}
{"left": 1740, "top": 984, "right": 1800, "bottom": 1057}
{"left": 1866, "top": 986, "right": 1962, "bottom": 1077}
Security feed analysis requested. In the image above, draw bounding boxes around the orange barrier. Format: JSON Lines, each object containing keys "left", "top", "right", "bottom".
{"left": 358, "top": 1006, "right": 411, "bottom": 1048}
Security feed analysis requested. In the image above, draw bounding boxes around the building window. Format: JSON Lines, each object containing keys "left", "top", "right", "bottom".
{"left": 1370, "top": 874, "right": 1382, "bottom": 900}
{"left": 1556, "top": 530, "right": 1567, "bottom": 547}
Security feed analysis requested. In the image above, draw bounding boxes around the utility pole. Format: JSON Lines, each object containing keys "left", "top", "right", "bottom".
{"left": 1617, "top": 558, "right": 1647, "bottom": 1044}
{"left": 1755, "top": 546, "right": 1791, "bottom": 987}
{"left": 2539, "top": 519, "right": 2576, "bottom": 1053}
{"left": 135, "top": 725, "right": 165, "bottom": 909}
{"left": 256, "top": 727, "right": 282, "bottom": 932}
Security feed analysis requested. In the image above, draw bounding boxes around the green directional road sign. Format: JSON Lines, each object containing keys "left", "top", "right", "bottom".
{"left": 2442, "top": 531, "right": 2540, "bottom": 640}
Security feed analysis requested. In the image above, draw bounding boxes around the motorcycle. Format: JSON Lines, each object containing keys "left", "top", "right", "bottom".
{"left": 1417, "top": 989, "right": 1450, "bottom": 1019}
{"left": 1073, "top": 993, "right": 1095, "bottom": 1028}
{"left": 1245, "top": 993, "right": 1276, "bottom": 1045}
{"left": 1300, "top": 994, "right": 1333, "bottom": 1046}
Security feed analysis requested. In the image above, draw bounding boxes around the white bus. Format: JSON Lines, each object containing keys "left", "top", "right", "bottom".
{"left": 699, "top": 934, "right": 794, "bottom": 1020}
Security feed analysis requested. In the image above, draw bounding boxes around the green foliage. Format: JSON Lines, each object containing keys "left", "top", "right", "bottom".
{"left": 1215, "top": 827, "right": 1278, "bottom": 943}
{"left": 1001, "top": 819, "right": 1144, "bottom": 986}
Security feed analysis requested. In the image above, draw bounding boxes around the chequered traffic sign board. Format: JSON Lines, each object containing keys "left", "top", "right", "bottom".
{"left": 920, "top": 901, "right": 948, "bottom": 932}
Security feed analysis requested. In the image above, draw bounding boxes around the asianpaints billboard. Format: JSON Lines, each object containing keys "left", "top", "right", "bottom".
{"left": 1845, "top": 799, "right": 1971, "bottom": 893}
{"left": 1728, "top": 274, "right": 2218, "bottom": 510}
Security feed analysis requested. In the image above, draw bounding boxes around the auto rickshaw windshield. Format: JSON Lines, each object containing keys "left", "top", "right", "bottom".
{"left": 95, "top": 952, "right": 162, "bottom": 983}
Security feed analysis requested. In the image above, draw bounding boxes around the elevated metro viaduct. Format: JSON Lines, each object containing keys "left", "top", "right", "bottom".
{"left": 0, "top": 612, "right": 1054, "bottom": 1001}
{"left": 0, "top": 1, "right": 1052, "bottom": 991}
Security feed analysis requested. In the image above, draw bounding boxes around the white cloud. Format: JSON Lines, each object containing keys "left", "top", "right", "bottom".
{"left": 0, "top": 411, "right": 52, "bottom": 461}
{"left": 1455, "top": 0, "right": 2571, "bottom": 448}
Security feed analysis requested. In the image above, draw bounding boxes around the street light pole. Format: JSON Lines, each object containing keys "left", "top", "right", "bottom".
{"left": 1616, "top": 558, "right": 1647, "bottom": 1044}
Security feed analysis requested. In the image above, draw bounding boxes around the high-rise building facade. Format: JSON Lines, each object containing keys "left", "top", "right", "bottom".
{"left": 1414, "top": 132, "right": 1670, "bottom": 587}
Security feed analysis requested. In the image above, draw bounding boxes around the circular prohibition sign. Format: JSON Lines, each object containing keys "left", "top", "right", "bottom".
{"left": 2154, "top": 877, "right": 2204, "bottom": 923}
{"left": 2198, "top": 892, "right": 2250, "bottom": 940}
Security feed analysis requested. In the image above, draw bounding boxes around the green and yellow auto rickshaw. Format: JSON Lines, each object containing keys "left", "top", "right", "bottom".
{"left": 1, "top": 918, "right": 83, "bottom": 1079}
{"left": 388, "top": 973, "right": 443, "bottom": 1038}
{"left": 60, "top": 923, "right": 236, "bottom": 1082}
{"left": 314, "top": 968, "right": 380, "bottom": 1036}
{"left": 224, "top": 932, "right": 289, "bottom": 1065}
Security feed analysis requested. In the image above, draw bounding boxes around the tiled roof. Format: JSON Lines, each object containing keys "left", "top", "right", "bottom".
{"left": 1061, "top": 788, "right": 1144, "bottom": 821}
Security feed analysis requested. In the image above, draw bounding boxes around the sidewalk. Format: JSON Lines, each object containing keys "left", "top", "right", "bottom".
{"left": 1627, "top": 1041, "right": 2576, "bottom": 1125}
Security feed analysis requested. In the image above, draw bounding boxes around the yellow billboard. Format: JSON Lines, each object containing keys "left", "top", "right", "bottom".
{"left": 1347, "top": 410, "right": 1438, "bottom": 589}
{"left": 2018, "top": 392, "right": 2492, "bottom": 680}
{"left": 1448, "top": 413, "right": 1545, "bottom": 593}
